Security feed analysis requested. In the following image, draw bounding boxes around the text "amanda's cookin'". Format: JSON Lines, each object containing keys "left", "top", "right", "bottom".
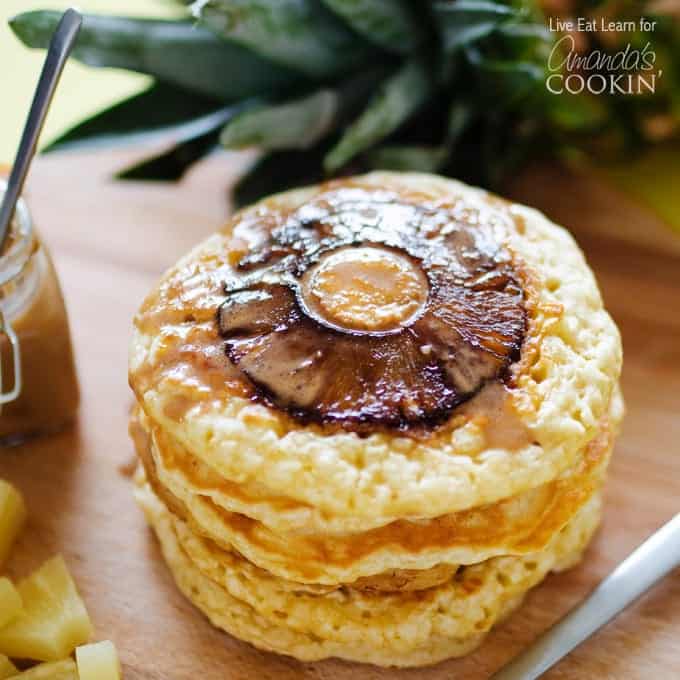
{"left": 546, "top": 34, "right": 662, "bottom": 95}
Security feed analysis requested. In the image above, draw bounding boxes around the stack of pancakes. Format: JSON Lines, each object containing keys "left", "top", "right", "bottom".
{"left": 129, "top": 173, "right": 623, "bottom": 667}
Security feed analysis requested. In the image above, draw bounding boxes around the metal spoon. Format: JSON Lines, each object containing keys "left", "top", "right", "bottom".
{"left": 0, "top": 8, "right": 82, "bottom": 251}
{"left": 492, "top": 513, "right": 680, "bottom": 679}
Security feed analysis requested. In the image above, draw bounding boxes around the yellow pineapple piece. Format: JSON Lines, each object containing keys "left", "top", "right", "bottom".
{"left": 7, "top": 659, "right": 78, "bottom": 679}
{"left": 0, "top": 480, "right": 27, "bottom": 568}
{"left": 76, "top": 640, "right": 121, "bottom": 680}
{"left": 0, "top": 555, "right": 93, "bottom": 661}
{"left": 0, "top": 578, "right": 23, "bottom": 628}
{"left": 0, "top": 655, "right": 17, "bottom": 680}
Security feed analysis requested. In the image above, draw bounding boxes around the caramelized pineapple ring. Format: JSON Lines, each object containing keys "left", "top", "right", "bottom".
{"left": 218, "top": 189, "right": 526, "bottom": 429}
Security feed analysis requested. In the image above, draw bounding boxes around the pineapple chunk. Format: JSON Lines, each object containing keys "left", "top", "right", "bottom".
{"left": 0, "top": 655, "right": 17, "bottom": 680}
{"left": 0, "top": 578, "right": 23, "bottom": 628}
{"left": 76, "top": 640, "right": 121, "bottom": 680}
{"left": 7, "top": 659, "right": 78, "bottom": 679}
{"left": 0, "top": 480, "right": 26, "bottom": 568}
{"left": 0, "top": 555, "right": 93, "bottom": 661}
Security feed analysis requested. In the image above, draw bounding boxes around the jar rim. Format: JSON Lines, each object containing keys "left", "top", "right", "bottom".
{"left": 0, "top": 179, "right": 35, "bottom": 287}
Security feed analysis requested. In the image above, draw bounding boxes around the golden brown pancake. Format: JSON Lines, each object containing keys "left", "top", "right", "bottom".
{"left": 136, "top": 475, "right": 602, "bottom": 667}
{"left": 131, "top": 395, "right": 618, "bottom": 585}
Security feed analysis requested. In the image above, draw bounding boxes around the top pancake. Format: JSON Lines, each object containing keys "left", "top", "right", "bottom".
{"left": 129, "top": 172, "right": 622, "bottom": 521}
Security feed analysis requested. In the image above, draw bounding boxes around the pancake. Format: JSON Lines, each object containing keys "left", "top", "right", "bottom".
{"left": 129, "top": 172, "right": 622, "bottom": 524}
{"left": 131, "top": 391, "right": 619, "bottom": 584}
{"left": 135, "top": 476, "right": 602, "bottom": 667}
{"left": 138, "top": 385, "right": 624, "bottom": 537}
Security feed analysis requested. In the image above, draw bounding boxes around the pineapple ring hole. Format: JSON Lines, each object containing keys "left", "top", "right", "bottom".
{"left": 300, "top": 246, "right": 429, "bottom": 334}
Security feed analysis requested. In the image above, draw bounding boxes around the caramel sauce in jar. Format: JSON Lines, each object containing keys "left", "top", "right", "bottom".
{"left": 0, "top": 184, "right": 79, "bottom": 445}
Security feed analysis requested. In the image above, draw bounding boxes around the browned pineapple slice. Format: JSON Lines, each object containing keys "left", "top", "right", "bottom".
{"left": 0, "top": 556, "right": 92, "bottom": 662}
{"left": 0, "top": 578, "right": 23, "bottom": 629}
{"left": 6, "top": 659, "right": 78, "bottom": 679}
{"left": 0, "top": 480, "right": 27, "bottom": 568}
{"left": 76, "top": 640, "right": 121, "bottom": 680}
{"left": 218, "top": 188, "right": 526, "bottom": 430}
{"left": 0, "top": 655, "right": 17, "bottom": 680}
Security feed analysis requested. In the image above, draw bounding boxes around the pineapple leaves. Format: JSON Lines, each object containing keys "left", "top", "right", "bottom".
{"left": 234, "top": 144, "right": 331, "bottom": 208}
{"left": 220, "top": 69, "right": 386, "bottom": 152}
{"left": 191, "top": 0, "right": 380, "bottom": 77}
{"left": 319, "top": 0, "right": 423, "bottom": 54}
{"left": 465, "top": 47, "right": 547, "bottom": 108}
{"left": 366, "top": 145, "right": 448, "bottom": 172}
{"left": 9, "top": 11, "right": 300, "bottom": 100}
{"left": 8, "top": 0, "right": 680, "bottom": 201}
{"left": 324, "top": 61, "right": 433, "bottom": 172}
{"left": 432, "top": 0, "right": 517, "bottom": 52}
{"left": 221, "top": 90, "right": 339, "bottom": 151}
{"left": 117, "top": 127, "right": 222, "bottom": 181}
{"left": 366, "top": 100, "right": 473, "bottom": 173}
{"left": 43, "top": 83, "right": 230, "bottom": 151}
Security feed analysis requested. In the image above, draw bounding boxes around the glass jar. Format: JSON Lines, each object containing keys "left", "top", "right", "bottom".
{"left": 0, "top": 181, "right": 79, "bottom": 445}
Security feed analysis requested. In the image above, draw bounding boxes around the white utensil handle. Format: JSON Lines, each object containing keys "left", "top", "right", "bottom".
{"left": 492, "top": 513, "right": 680, "bottom": 680}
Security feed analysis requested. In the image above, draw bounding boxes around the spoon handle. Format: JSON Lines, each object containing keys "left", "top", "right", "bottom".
{"left": 492, "top": 513, "right": 680, "bottom": 680}
{"left": 0, "top": 8, "right": 82, "bottom": 249}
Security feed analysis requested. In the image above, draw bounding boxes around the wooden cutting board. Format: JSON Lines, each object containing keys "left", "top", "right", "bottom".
{"left": 1, "top": 149, "right": 678, "bottom": 680}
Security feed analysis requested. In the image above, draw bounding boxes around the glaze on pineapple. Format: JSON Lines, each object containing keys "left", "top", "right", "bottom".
{"left": 218, "top": 188, "right": 526, "bottom": 430}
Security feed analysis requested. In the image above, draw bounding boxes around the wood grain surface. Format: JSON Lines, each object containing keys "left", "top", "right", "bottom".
{"left": 0, "top": 149, "right": 678, "bottom": 679}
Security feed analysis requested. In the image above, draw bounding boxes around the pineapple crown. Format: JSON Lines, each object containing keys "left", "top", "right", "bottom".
{"left": 9, "top": 0, "right": 680, "bottom": 205}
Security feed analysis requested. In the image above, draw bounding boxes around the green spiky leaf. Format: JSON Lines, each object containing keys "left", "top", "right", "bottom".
{"left": 324, "top": 61, "right": 433, "bottom": 171}
{"left": 319, "top": 0, "right": 422, "bottom": 54}
{"left": 221, "top": 90, "right": 339, "bottom": 151}
{"left": 117, "top": 127, "right": 222, "bottom": 181}
{"left": 466, "top": 47, "right": 546, "bottom": 108}
{"left": 366, "top": 144, "right": 448, "bottom": 172}
{"left": 10, "top": 11, "right": 301, "bottom": 100}
{"left": 220, "top": 68, "right": 386, "bottom": 152}
{"left": 432, "top": 0, "right": 516, "bottom": 52}
{"left": 234, "top": 144, "right": 331, "bottom": 208}
{"left": 44, "top": 83, "right": 229, "bottom": 151}
{"left": 191, "top": 0, "right": 379, "bottom": 77}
